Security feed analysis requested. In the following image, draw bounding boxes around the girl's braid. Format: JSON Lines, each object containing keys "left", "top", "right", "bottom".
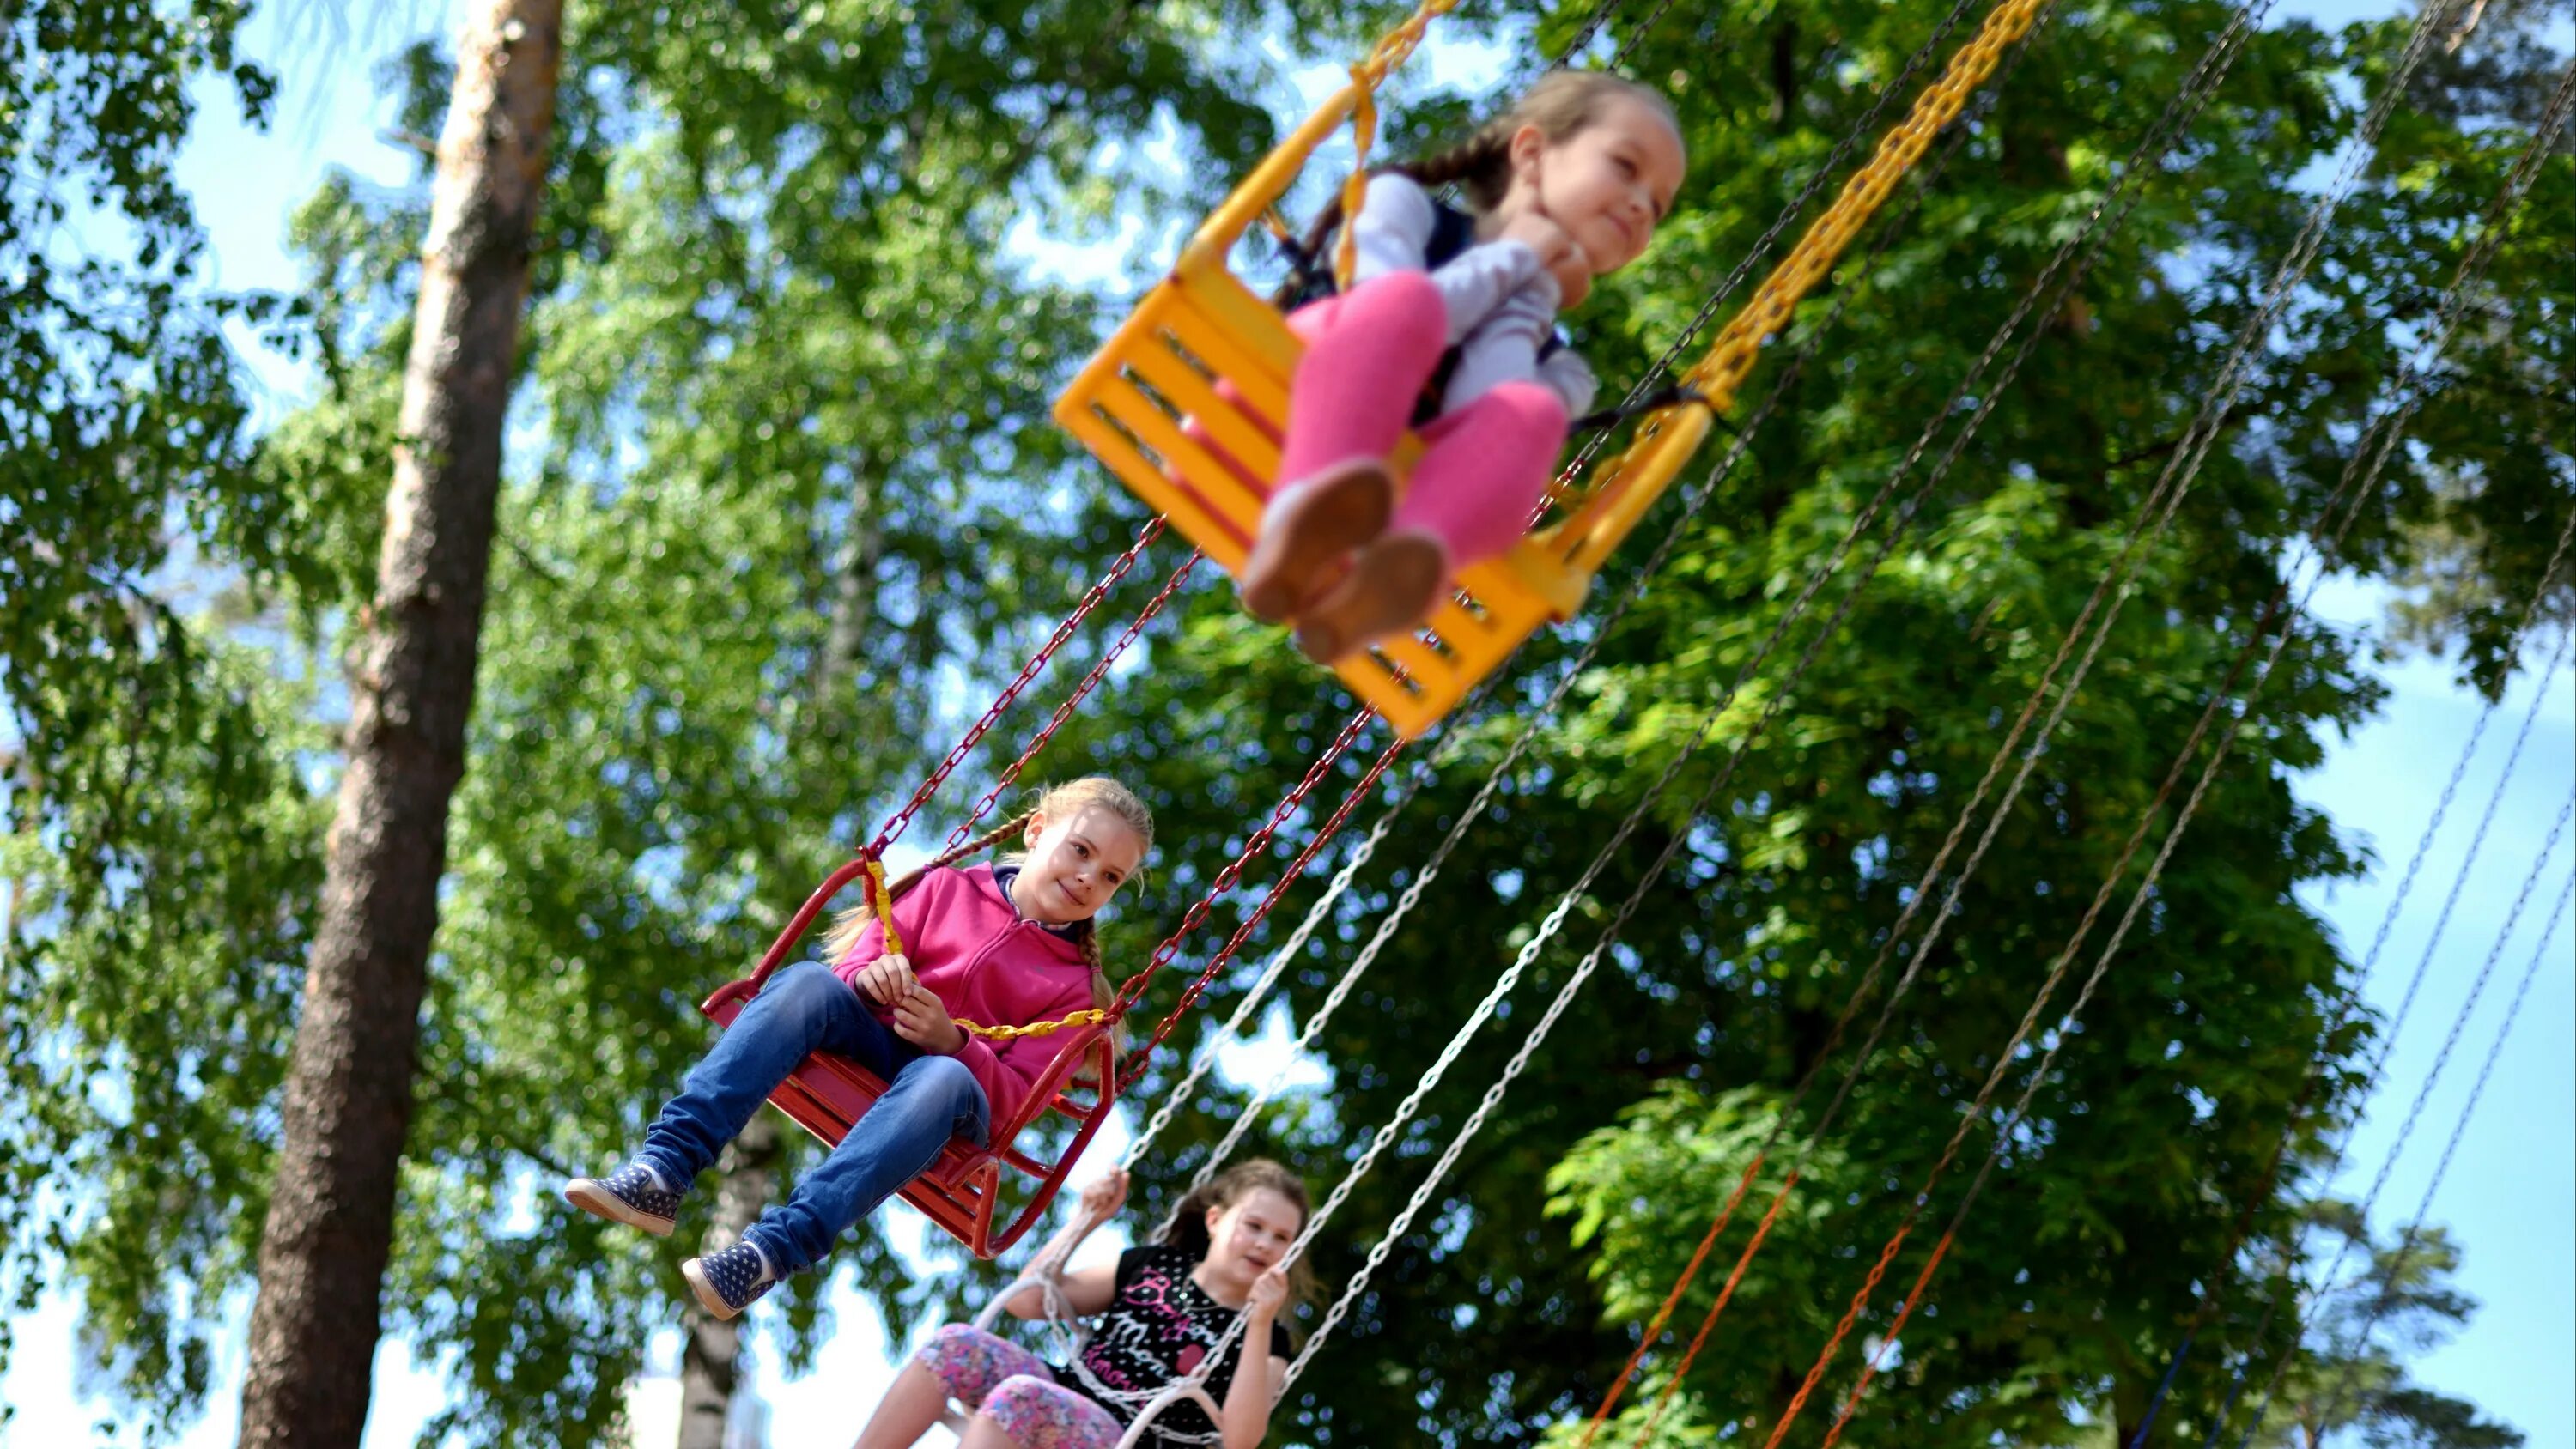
{"left": 889, "top": 808, "right": 1037, "bottom": 898}
{"left": 1279, "top": 122, "right": 1516, "bottom": 304}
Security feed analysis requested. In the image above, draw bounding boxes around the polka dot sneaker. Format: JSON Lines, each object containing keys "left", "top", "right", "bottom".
{"left": 682, "top": 1240, "right": 776, "bottom": 1320}
{"left": 563, "top": 1161, "right": 683, "bottom": 1238}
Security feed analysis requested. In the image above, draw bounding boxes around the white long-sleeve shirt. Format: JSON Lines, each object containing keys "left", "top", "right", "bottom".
{"left": 1345, "top": 173, "right": 1600, "bottom": 419}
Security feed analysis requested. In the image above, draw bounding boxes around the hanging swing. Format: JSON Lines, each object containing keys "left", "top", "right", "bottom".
{"left": 1054, "top": 0, "right": 1713, "bottom": 739}
{"left": 694, "top": 530, "right": 1193, "bottom": 1260}
{"left": 700, "top": 837, "right": 1123, "bottom": 1260}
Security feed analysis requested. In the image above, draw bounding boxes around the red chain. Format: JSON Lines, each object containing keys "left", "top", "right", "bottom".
{"left": 1580, "top": 1149, "right": 1780, "bottom": 1447}
{"left": 868, "top": 516, "right": 1177, "bottom": 857}
{"left": 1119, "top": 727, "right": 1406, "bottom": 1087}
{"left": 1625, "top": 1164, "right": 1807, "bottom": 1446}
{"left": 1103, "top": 707, "right": 1378, "bottom": 1058}
{"left": 1814, "top": 1232, "right": 1957, "bottom": 1448}
{"left": 930, "top": 544, "right": 1206, "bottom": 862}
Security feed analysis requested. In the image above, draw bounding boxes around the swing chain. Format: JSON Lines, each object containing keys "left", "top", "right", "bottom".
{"left": 858, "top": 854, "right": 1115, "bottom": 1043}
{"left": 1329, "top": 0, "right": 1468, "bottom": 290}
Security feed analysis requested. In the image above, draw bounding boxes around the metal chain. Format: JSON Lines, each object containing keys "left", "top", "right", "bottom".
{"left": 1172, "top": 0, "right": 2069, "bottom": 1210}
{"left": 1300, "top": 0, "right": 2475, "bottom": 1427}
{"left": 2215, "top": 814, "right": 2574, "bottom": 1449}
{"left": 868, "top": 518, "right": 1184, "bottom": 856}
{"left": 1747, "top": 15, "right": 2546, "bottom": 1434}
{"left": 1117, "top": 0, "right": 2141, "bottom": 1427}
{"left": 1584, "top": 0, "right": 2284, "bottom": 1428}
{"left": 1117, "top": 726, "right": 1406, "bottom": 1083}
{"left": 2294, "top": 869, "right": 2576, "bottom": 1437}
{"left": 1555, "top": 0, "right": 1995, "bottom": 490}
{"left": 930, "top": 546, "right": 1205, "bottom": 862}
{"left": 2112, "top": 59, "right": 2576, "bottom": 1442}
{"left": 1109, "top": 708, "right": 1377, "bottom": 1058}
{"left": 1814, "top": 352, "right": 2562, "bottom": 1449}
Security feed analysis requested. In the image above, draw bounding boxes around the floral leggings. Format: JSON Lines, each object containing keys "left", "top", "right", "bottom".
{"left": 917, "top": 1324, "right": 1125, "bottom": 1449}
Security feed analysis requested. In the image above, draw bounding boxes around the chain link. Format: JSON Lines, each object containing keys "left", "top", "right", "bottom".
{"left": 869, "top": 518, "right": 1182, "bottom": 856}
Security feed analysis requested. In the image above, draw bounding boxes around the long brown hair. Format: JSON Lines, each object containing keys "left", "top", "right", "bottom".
{"left": 1281, "top": 69, "right": 1680, "bottom": 299}
{"left": 821, "top": 777, "right": 1156, "bottom": 1036}
{"left": 1158, "top": 1158, "right": 1317, "bottom": 1339}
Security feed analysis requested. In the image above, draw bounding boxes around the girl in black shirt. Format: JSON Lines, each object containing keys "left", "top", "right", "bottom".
{"left": 853, "top": 1161, "right": 1310, "bottom": 1449}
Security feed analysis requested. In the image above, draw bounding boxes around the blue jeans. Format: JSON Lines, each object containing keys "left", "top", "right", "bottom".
{"left": 640, "top": 960, "right": 990, "bottom": 1276}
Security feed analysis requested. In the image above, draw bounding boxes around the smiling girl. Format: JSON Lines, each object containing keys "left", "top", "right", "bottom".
{"left": 563, "top": 778, "right": 1154, "bottom": 1319}
{"left": 852, "top": 1161, "right": 1312, "bottom": 1449}
{"left": 1242, "top": 70, "right": 1687, "bottom": 662}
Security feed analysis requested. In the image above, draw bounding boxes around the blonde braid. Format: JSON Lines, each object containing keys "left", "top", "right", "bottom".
{"left": 819, "top": 808, "right": 1038, "bottom": 965}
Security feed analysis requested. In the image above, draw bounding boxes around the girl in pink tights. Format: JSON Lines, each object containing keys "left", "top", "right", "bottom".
{"left": 1242, "top": 70, "right": 1687, "bottom": 664}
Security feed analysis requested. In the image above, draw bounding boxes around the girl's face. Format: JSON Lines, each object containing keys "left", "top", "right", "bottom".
{"left": 1200, "top": 1187, "right": 1303, "bottom": 1288}
{"left": 1012, "top": 804, "right": 1146, "bottom": 925}
{"left": 1512, "top": 95, "right": 1686, "bottom": 277}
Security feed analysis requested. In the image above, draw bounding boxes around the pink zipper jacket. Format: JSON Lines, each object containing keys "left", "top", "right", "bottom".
{"left": 830, "top": 863, "right": 1097, "bottom": 1128}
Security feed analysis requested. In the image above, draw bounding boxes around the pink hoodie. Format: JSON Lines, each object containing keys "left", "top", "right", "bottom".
{"left": 830, "top": 863, "right": 1098, "bottom": 1127}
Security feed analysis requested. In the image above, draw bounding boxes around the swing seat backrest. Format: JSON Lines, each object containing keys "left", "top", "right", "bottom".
{"left": 697, "top": 854, "right": 1122, "bottom": 1260}
{"left": 1054, "top": 82, "right": 1710, "bottom": 738}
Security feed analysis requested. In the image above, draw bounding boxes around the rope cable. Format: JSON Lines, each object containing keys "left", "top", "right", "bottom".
{"left": 1577, "top": 0, "right": 2296, "bottom": 1430}
{"left": 1612, "top": 2, "right": 2499, "bottom": 1438}
{"left": 2278, "top": 868, "right": 2575, "bottom": 1443}
{"left": 1171, "top": 25, "right": 2032, "bottom": 1201}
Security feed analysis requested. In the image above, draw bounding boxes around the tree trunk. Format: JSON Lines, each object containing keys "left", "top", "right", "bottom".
{"left": 237, "top": 3, "right": 562, "bottom": 1443}
{"left": 677, "top": 468, "right": 882, "bottom": 1445}
{"left": 677, "top": 1113, "right": 787, "bottom": 1449}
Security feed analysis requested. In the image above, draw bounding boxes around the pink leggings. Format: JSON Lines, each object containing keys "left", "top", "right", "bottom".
{"left": 916, "top": 1324, "right": 1122, "bottom": 1449}
{"left": 1275, "top": 271, "right": 1570, "bottom": 569}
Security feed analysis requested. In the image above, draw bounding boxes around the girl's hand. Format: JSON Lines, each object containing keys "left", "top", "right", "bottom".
{"left": 1498, "top": 210, "right": 1578, "bottom": 275}
{"left": 853, "top": 952, "right": 915, "bottom": 1006}
{"left": 1077, "top": 1169, "right": 1130, "bottom": 1219}
{"left": 1245, "top": 1266, "right": 1289, "bottom": 1319}
{"left": 1548, "top": 244, "right": 1593, "bottom": 310}
{"left": 890, "top": 979, "right": 964, "bottom": 1054}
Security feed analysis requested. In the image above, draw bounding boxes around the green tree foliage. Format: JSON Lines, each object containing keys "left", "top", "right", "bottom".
{"left": 1069, "top": 2, "right": 2570, "bottom": 1446}
{"left": 7, "top": 0, "right": 2566, "bottom": 1442}
{"left": 7, "top": 0, "right": 1338, "bottom": 1441}
{"left": 0, "top": 1, "right": 329, "bottom": 1433}
{"left": 2232, "top": 1202, "right": 2524, "bottom": 1449}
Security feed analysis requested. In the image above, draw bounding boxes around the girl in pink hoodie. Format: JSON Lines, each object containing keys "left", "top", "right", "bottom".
{"left": 565, "top": 778, "right": 1154, "bottom": 1319}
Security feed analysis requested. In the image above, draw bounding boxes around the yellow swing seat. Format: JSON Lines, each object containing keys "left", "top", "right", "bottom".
{"left": 1053, "top": 82, "right": 1710, "bottom": 740}
{"left": 1056, "top": 0, "right": 2046, "bottom": 738}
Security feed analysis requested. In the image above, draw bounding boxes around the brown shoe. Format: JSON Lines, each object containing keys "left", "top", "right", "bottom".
{"left": 1293, "top": 530, "right": 1447, "bottom": 664}
{"left": 1240, "top": 458, "right": 1394, "bottom": 623}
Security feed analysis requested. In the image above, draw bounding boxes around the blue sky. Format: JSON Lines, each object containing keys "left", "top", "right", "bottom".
{"left": 6, "top": 1, "right": 2571, "bottom": 1446}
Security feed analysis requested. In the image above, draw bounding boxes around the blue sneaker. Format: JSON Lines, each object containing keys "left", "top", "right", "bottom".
{"left": 563, "top": 1161, "right": 683, "bottom": 1238}
{"left": 681, "top": 1240, "right": 775, "bottom": 1320}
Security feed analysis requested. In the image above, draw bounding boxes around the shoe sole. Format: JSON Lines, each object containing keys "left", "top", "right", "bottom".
{"left": 1240, "top": 460, "right": 1394, "bottom": 623}
{"left": 1296, "top": 533, "right": 1446, "bottom": 664}
{"left": 681, "top": 1258, "right": 744, "bottom": 1321}
{"left": 564, "top": 1179, "right": 676, "bottom": 1239}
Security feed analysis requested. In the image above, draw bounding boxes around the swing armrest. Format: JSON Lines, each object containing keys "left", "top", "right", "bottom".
{"left": 987, "top": 1018, "right": 1119, "bottom": 1172}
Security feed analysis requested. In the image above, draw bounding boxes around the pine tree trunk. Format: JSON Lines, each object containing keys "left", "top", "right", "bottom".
{"left": 677, "top": 1113, "right": 787, "bottom": 1449}
{"left": 237, "top": 3, "right": 562, "bottom": 1443}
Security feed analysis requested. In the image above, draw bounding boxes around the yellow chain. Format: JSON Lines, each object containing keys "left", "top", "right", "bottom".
{"left": 1676, "top": 0, "right": 2050, "bottom": 413}
{"left": 860, "top": 855, "right": 1110, "bottom": 1043}
{"left": 1331, "top": 0, "right": 1468, "bottom": 290}
{"left": 952, "top": 1008, "right": 1113, "bottom": 1042}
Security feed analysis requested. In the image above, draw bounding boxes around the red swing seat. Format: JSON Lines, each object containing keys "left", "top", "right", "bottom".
{"left": 698, "top": 854, "right": 1123, "bottom": 1260}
